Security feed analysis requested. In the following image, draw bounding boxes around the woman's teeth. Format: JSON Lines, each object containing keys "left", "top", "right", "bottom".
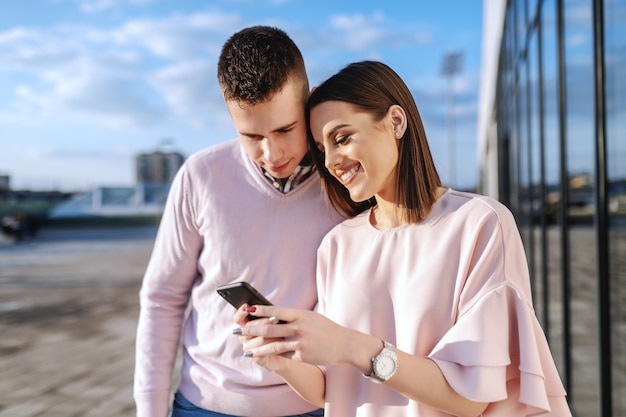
{"left": 341, "top": 165, "right": 360, "bottom": 181}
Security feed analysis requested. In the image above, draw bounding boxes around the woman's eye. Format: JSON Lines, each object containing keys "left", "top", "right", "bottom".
{"left": 335, "top": 135, "right": 350, "bottom": 146}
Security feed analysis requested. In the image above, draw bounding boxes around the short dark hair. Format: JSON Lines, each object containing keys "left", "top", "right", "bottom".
{"left": 307, "top": 61, "right": 442, "bottom": 222}
{"left": 217, "top": 26, "right": 308, "bottom": 105}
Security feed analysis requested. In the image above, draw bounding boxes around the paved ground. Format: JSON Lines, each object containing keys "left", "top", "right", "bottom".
{"left": 0, "top": 227, "right": 157, "bottom": 417}
{"left": 0, "top": 225, "right": 623, "bottom": 417}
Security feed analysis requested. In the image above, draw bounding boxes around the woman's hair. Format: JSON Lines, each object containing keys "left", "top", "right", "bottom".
{"left": 306, "top": 60, "right": 441, "bottom": 223}
{"left": 218, "top": 26, "right": 309, "bottom": 105}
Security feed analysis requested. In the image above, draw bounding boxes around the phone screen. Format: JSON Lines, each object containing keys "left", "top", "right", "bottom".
{"left": 216, "top": 282, "right": 273, "bottom": 320}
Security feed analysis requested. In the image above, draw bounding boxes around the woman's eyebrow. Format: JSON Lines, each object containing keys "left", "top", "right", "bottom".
{"left": 325, "top": 123, "right": 350, "bottom": 140}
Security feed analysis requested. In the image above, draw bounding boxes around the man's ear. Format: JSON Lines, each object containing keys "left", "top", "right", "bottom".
{"left": 309, "top": 86, "right": 317, "bottom": 96}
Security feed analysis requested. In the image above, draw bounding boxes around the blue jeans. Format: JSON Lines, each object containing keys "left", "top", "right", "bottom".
{"left": 170, "top": 391, "right": 324, "bottom": 417}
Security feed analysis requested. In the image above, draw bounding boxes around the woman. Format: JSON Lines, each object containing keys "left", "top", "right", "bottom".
{"left": 233, "top": 61, "right": 571, "bottom": 416}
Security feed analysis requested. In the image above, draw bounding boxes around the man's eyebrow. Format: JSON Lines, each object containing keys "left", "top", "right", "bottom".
{"left": 273, "top": 121, "right": 297, "bottom": 132}
{"left": 239, "top": 121, "right": 298, "bottom": 138}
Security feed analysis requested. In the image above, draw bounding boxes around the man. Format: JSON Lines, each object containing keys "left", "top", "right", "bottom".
{"left": 133, "top": 26, "right": 341, "bottom": 417}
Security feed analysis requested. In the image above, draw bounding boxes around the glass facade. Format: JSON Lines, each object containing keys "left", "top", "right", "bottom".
{"left": 486, "top": 0, "right": 626, "bottom": 415}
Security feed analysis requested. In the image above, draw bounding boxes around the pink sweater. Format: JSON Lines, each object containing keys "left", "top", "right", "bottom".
{"left": 317, "top": 190, "right": 571, "bottom": 416}
{"left": 134, "top": 140, "right": 342, "bottom": 417}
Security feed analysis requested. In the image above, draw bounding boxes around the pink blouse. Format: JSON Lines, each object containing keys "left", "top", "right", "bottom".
{"left": 316, "top": 189, "right": 571, "bottom": 416}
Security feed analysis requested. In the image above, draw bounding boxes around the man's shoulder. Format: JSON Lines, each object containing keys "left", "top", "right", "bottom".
{"left": 186, "top": 139, "right": 240, "bottom": 165}
{"left": 181, "top": 140, "right": 245, "bottom": 175}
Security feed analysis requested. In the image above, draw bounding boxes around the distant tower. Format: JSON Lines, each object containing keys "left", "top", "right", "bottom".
{"left": 136, "top": 138, "right": 185, "bottom": 185}
{"left": 135, "top": 145, "right": 185, "bottom": 206}
{"left": 135, "top": 151, "right": 185, "bottom": 185}
{"left": 0, "top": 174, "right": 10, "bottom": 191}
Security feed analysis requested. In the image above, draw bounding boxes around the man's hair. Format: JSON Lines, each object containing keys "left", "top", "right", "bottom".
{"left": 307, "top": 61, "right": 442, "bottom": 222}
{"left": 218, "top": 26, "right": 308, "bottom": 104}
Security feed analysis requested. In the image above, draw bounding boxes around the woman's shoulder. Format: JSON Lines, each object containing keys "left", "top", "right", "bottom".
{"left": 441, "top": 189, "right": 516, "bottom": 226}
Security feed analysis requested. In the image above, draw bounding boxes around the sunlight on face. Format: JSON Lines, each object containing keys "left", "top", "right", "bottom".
{"left": 227, "top": 80, "right": 308, "bottom": 179}
{"left": 310, "top": 100, "right": 399, "bottom": 203}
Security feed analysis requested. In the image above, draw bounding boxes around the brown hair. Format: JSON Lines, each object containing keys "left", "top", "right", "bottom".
{"left": 306, "top": 61, "right": 441, "bottom": 223}
{"left": 217, "top": 26, "right": 308, "bottom": 105}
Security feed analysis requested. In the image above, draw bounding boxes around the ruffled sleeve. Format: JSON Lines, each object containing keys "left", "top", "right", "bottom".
{"left": 428, "top": 282, "right": 568, "bottom": 416}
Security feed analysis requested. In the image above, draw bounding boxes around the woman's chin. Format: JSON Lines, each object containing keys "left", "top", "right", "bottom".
{"left": 347, "top": 189, "right": 370, "bottom": 204}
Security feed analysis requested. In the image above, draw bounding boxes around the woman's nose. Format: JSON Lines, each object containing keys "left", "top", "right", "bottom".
{"left": 325, "top": 149, "right": 341, "bottom": 170}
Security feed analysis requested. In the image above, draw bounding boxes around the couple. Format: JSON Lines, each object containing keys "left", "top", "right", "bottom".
{"left": 134, "top": 26, "right": 571, "bottom": 417}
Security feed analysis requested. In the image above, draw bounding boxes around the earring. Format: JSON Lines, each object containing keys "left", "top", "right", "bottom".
{"left": 395, "top": 132, "right": 401, "bottom": 137}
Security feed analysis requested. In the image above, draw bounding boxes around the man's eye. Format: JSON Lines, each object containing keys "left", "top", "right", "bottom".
{"left": 316, "top": 142, "right": 325, "bottom": 152}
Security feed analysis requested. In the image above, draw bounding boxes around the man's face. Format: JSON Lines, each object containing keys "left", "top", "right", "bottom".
{"left": 227, "top": 79, "right": 308, "bottom": 179}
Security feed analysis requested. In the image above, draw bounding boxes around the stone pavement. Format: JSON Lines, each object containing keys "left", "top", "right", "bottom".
{"left": 0, "top": 227, "right": 158, "bottom": 417}
{"left": 0, "top": 225, "right": 622, "bottom": 417}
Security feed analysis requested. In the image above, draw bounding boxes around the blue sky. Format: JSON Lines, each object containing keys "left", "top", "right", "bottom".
{"left": 0, "top": 0, "right": 483, "bottom": 192}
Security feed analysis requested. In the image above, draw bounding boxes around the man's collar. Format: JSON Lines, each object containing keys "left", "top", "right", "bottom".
{"left": 261, "top": 154, "right": 314, "bottom": 193}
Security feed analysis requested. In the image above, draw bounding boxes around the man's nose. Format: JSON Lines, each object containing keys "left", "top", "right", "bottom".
{"left": 262, "top": 138, "right": 283, "bottom": 162}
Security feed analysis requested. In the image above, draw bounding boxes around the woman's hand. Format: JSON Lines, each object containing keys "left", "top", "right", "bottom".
{"left": 233, "top": 304, "right": 368, "bottom": 369}
{"left": 234, "top": 305, "right": 489, "bottom": 416}
{"left": 233, "top": 304, "right": 291, "bottom": 372}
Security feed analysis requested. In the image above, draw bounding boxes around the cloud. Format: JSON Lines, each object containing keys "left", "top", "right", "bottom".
{"left": 0, "top": 27, "right": 78, "bottom": 71}
{"left": 74, "top": 0, "right": 153, "bottom": 13}
{"left": 109, "top": 12, "right": 242, "bottom": 60}
{"left": 150, "top": 59, "right": 230, "bottom": 128}
{"left": 290, "top": 11, "right": 432, "bottom": 61}
{"left": 0, "top": 10, "right": 245, "bottom": 130}
{"left": 0, "top": 9, "right": 437, "bottom": 133}
{"left": 8, "top": 54, "right": 167, "bottom": 129}
{"left": 56, "top": 72, "right": 167, "bottom": 128}
{"left": 328, "top": 12, "right": 433, "bottom": 50}
{"left": 40, "top": 148, "right": 127, "bottom": 159}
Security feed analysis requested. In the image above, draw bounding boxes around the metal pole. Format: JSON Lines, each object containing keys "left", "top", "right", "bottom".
{"left": 556, "top": 0, "right": 573, "bottom": 399}
{"left": 441, "top": 53, "right": 463, "bottom": 189}
{"left": 592, "top": 0, "right": 612, "bottom": 415}
{"left": 536, "top": 2, "right": 550, "bottom": 338}
{"left": 447, "top": 77, "right": 456, "bottom": 189}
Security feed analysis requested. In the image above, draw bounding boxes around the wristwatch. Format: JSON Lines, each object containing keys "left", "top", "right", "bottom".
{"left": 364, "top": 340, "right": 397, "bottom": 383}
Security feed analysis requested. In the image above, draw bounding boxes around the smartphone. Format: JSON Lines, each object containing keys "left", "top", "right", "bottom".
{"left": 216, "top": 281, "right": 273, "bottom": 320}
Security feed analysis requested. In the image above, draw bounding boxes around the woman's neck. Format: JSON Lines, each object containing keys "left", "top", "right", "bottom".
{"left": 369, "top": 187, "right": 448, "bottom": 230}
{"left": 369, "top": 198, "right": 405, "bottom": 230}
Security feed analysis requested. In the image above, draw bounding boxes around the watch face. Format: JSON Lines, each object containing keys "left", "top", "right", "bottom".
{"left": 374, "top": 354, "right": 396, "bottom": 378}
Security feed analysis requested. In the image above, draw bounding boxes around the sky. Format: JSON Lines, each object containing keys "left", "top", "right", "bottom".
{"left": 0, "top": 0, "right": 484, "bottom": 192}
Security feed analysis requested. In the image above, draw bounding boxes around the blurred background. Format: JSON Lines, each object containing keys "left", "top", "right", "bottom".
{"left": 1, "top": 0, "right": 625, "bottom": 416}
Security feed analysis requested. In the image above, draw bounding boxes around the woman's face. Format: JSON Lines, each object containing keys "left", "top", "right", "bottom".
{"left": 310, "top": 100, "right": 400, "bottom": 203}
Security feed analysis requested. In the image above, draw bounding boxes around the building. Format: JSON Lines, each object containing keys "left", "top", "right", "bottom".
{"left": 0, "top": 175, "right": 9, "bottom": 191}
{"left": 135, "top": 151, "right": 185, "bottom": 185}
{"left": 478, "top": 1, "right": 625, "bottom": 416}
{"left": 49, "top": 149, "right": 185, "bottom": 219}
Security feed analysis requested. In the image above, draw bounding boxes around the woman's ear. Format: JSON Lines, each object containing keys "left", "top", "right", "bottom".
{"left": 388, "top": 105, "right": 407, "bottom": 138}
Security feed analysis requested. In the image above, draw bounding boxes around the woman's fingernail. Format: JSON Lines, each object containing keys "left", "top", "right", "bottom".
{"left": 243, "top": 351, "right": 253, "bottom": 358}
{"left": 232, "top": 327, "right": 242, "bottom": 335}
{"left": 268, "top": 317, "right": 278, "bottom": 324}
{"left": 244, "top": 306, "right": 256, "bottom": 313}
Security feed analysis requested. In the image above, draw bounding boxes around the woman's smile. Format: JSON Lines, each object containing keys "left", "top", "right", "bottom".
{"left": 311, "top": 100, "right": 399, "bottom": 203}
{"left": 337, "top": 163, "right": 361, "bottom": 184}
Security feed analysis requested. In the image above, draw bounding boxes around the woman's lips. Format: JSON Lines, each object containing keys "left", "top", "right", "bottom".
{"left": 337, "top": 163, "right": 360, "bottom": 185}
